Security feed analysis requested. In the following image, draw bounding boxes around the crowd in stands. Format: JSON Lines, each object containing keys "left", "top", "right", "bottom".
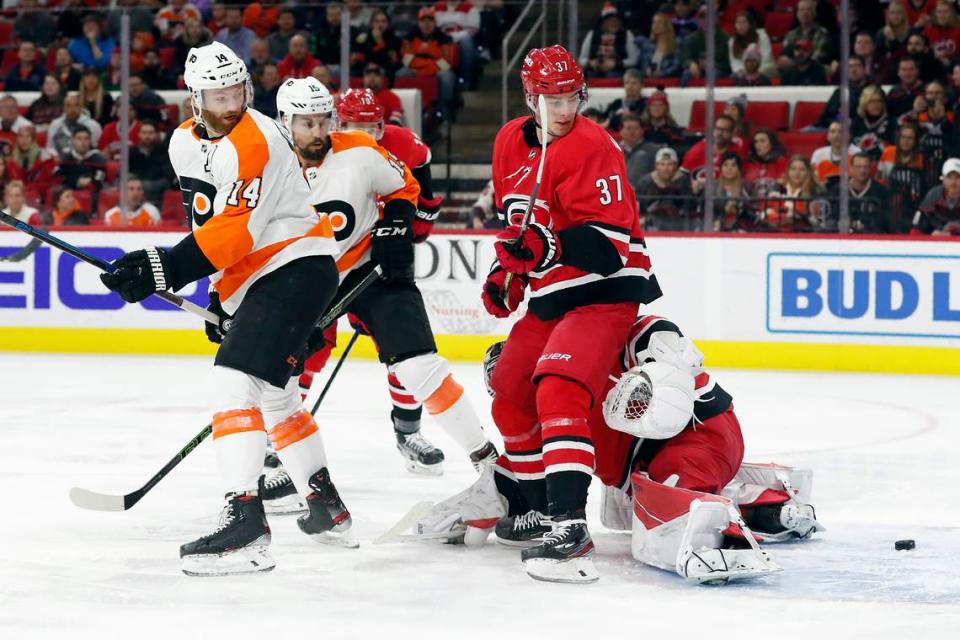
{"left": 580, "top": 0, "right": 960, "bottom": 235}
{"left": 0, "top": 0, "right": 513, "bottom": 228}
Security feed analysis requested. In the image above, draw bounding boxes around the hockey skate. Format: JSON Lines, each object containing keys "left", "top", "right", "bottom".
{"left": 395, "top": 429, "right": 445, "bottom": 475}
{"left": 468, "top": 441, "right": 499, "bottom": 472}
{"left": 261, "top": 468, "right": 307, "bottom": 515}
{"left": 297, "top": 468, "right": 358, "bottom": 548}
{"left": 521, "top": 512, "right": 600, "bottom": 584}
{"left": 741, "top": 502, "right": 822, "bottom": 542}
{"left": 263, "top": 448, "right": 281, "bottom": 469}
{"left": 180, "top": 481, "right": 275, "bottom": 577}
{"left": 494, "top": 510, "right": 551, "bottom": 548}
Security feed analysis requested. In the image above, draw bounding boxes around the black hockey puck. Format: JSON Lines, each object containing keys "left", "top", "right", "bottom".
{"left": 895, "top": 539, "right": 915, "bottom": 551}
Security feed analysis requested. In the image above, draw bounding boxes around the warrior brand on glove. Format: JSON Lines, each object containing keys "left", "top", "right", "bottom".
{"left": 100, "top": 247, "right": 176, "bottom": 303}
{"left": 495, "top": 222, "right": 561, "bottom": 274}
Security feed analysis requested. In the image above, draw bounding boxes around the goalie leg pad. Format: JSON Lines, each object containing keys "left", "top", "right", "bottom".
{"left": 411, "top": 464, "right": 508, "bottom": 545}
{"left": 631, "top": 472, "right": 780, "bottom": 583}
{"left": 724, "top": 462, "right": 825, "bottom": 541}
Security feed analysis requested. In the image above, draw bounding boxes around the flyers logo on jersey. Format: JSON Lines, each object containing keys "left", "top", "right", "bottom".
{"left": 179, "top": 176, "right": 218, "bottom": 228}
{"left": 313, "top": 199, "right": 356, "bottom": 242}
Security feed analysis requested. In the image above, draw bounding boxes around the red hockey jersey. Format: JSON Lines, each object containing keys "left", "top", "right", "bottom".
{"left": 492, "top": 115, "right": 662, "bottom": 319}
{"left": 379, "top": 124, "right": 430, "bottom": 170}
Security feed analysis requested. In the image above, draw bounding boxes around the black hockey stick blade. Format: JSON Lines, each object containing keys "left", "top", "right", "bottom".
{"left": 69, "top": 424, "right": 213, "bottom": 512}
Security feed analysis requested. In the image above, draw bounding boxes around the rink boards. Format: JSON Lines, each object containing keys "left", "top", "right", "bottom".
{"left": 0, "top": 229, "right": 958, "bottom": 375}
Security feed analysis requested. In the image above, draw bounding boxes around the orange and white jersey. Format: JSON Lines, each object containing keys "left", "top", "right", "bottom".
{"left": 104, "top": 203, "right": 161, "bottom": 227}
{"left": 303, "top": 130, "right": 419, "bottom": 280}
{"left": 168, "top": 108, "right": 338, "bottom": 314}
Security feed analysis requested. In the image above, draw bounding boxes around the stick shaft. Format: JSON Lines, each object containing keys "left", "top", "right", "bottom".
{"left": 309, "top": 329, "right": 360, "bottom": 416}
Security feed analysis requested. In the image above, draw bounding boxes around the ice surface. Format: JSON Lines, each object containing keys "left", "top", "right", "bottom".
{"left": 1, "top": 353, "right": 958, "bottom": 638}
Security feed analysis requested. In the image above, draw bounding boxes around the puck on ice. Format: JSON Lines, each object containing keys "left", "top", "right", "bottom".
{"left": 895, "top": 539, "right": 915, "bottom": 551}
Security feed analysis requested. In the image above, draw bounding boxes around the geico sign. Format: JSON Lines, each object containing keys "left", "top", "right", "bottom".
{"left": 766, "top": 252, "right": 960, "bottom": 339}
{"left": 0, "top": 245, "right": 208, "bottom": 311}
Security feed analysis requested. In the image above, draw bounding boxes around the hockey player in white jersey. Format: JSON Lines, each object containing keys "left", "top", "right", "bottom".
{"left": 274, "top": 78, "right": 498, "bottom": 479}
{"left": 100, "top": 42, "right": 355, "bottom": 576}
{"left": 397, "top": 315, "right": 823, "bottom": 584}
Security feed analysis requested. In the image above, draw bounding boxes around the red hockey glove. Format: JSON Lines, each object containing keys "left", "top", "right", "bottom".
{"left": 413, "top": 194, "right": 443, "bottom": 243}
{"left": 482, "top": 265, "right": 526, "bottom": 318}
{"left": 494, "top": 222, "right": 561, "bottom": 275}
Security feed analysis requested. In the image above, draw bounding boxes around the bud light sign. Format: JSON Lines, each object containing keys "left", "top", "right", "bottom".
{"left": 767, "top": 252, "right": 960, "bottom": 339}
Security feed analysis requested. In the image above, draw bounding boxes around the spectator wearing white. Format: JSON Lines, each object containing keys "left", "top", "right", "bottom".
{"left": 811, "top": 121, "right": 862, "bottom": 186}
{"left": 0, "top": 94, "right": 33, "bottom": 137}
{"left": 216, "top": 6, "right": 256, "bottom": 66}
{"left": 345, "top": 0, "right": 374, "bottom": 29}
{"left": 103, "top": 177, "right": 161, "bottom": 227}
{"left": 3, "top": 180, "right": 42, "bottom": 225}
{"left": 728, "top": 10, "right": 774, "bottom": 78}
{"left": 579, "top": 3, "right": 639, "bottom": 78}
{"left": 46, "top": 93, "right": 102, "bottom": 158}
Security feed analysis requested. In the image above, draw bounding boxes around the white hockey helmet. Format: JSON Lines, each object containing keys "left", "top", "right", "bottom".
{"left": 276, "top": 77, "right": 336, "bottom": 134}
{"left": 184, "top": 42, "right": 252, "bottom": 127}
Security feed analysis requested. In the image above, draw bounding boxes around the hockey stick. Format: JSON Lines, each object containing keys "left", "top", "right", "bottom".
{"left": 0, "top": 209, "right": 219, "bottom": 324}
{"left": 69, "top": 264, "right": 384, "bottom": 512}
{"left": 0, "top": 237, "right": 41, "bottom": 263}
{"left": 309, "top": 328, "right": 361, "bottom": 417}
{"left": 501, "top": 94, "right": 549, "bottom": 309}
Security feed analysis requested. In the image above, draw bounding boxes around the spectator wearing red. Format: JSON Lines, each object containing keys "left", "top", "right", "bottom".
{"left": 683, "top": 114, "right": 747, "bottom": 183}
{"left": 0, "top": 95, "right": 34, "bottom": 152}
{"left": 52, "top": 47, "right": 82, "bottom": 92}
{"left": 352, "top": 9, "right": 403, "bottom": 79}
{"left": 78, "top": 67, "right": 115, "bottom": 126}
{"left": 207, "top": 2, "right": 227, "bottom": 35}
{"left": 3, "top": 181, "right": 42, "bottom": 226}
{"left": 8, "top": 127, "right": 57, "bottom": 186}
{"left": 638, "top": 91, "right": 683, "bottom": 146}
{"left": 744, "top": 128, "right": 789, "bottom": 198}
{"left": 99, "top": 110, "right": 141, "bottom": 161}
{"left": 912, "top": 157, "right": 960, "bottom": 234}
{"left": 876, "top": 1, "right": 912, "bottom": 67}
{"left": 54, "top": 126, "right": 106, "bottom": 193}
{"left": 50, "top": 186, "right": 87, "bottom": 226}
{"left": 103, "top": 177, "right": 161, "bottom": 227}
{"left": 4, "top": 41, "right": 46, "bottom": 92}
{"left": 764, "top": 155, "right": 826, "bottom": 232}
{"left": 155, "top": 0, "right": 202, "bottom": 41}
{"left": 129, "top": 120, "right": 176, "bottom": 206}
{"left": 887, "top": 57, "right": 925, "bottom": 120}
{"left": 243, "top": 1, "right": 281, "bottom": 38}
{"left": 434, "top": 1, "right": 483, "bottom": 88}
{"left": 26, "top": 75, "right": 64, "bottom": 131}
{"left": 399, "top": 7, "right": 459, "bottom": 119}
{"left": 277, "top": 34, "right": 319, "bottom": 80}
{"left": 362, "top": 63, "right": 404, "bottom": 125}
{"left": 267, "top": 9, "right": 302, "bottom": 63}
{"left": 923, "top": 1, "right": 960, "bottom": 69}
{"left": 904, "top": 0, "right": 939, "bottom": 27}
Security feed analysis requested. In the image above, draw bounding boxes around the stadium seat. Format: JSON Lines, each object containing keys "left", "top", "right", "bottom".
{"left": 689, "top": 100, "right": 706, "bottom": 131}
{"left": 0, "top": 48, "right": 18, "bottom": 76}
{"left": 96, "top": 188, "right": 119, "bottom": 218}
{"left": 16, "top": 105, "right": 26, "bottom": 116}
{"left": 686, "top": 77, "right": 736, "bottom": 87}
{"left": 771, "top": 41, "right": 784, "bottom": 58}
{"left": 775, "top": 0, "right": 799, "bottom": 9}
{"left": 0, "top": 21, "right": 12, "bottom": 47}
{"left": 647, "top": 77, "right": 681, "bottom": 88}
{"left": 779, "top": 131, "right": 827, "bottom": 159}
{"left": 348, "top": 76, "right": 364, "bottom": 88}
{"left": 791, "top": 101, "right": 826, "bottom": 130}
{"left": 394, "top": 75, "right": 438, "bottom": 106}
{"left": 587, "top": 78, "right": 624, "bottom": 88}
{"left": 45, "top": 46, "right": 57, "bottom": 71}
{"left": 105, "top": 161, "right": 120, "bottom": 185}
{"left": 765, "top": 12, "right": 794, "bottom": 41}
{"left": 160, "top": 103, "right": 180, "bottom": 126}
{"left": 746, "top": 101, "right": 789, "bottom": 130}
{"left": 161, "top": 189, "right": 184, "bottom": 223}
{"left": 159, "top": 47, "right": 174, "bottom": 69}
{"left": 73, "top": 189, "right": 92, "bottom": 213}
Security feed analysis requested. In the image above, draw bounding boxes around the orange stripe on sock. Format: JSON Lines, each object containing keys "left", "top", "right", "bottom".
{"left": 424, "top": 375, "right": 464, "bottom": 415}
{"left": 269, "top": 410, "right": 319, "bottom": 451}
{"left": 212, "top": 408, "right": 265, "bottom": 440}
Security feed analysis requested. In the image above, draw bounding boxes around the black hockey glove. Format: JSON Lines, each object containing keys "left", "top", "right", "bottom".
{"left": 205, "top": 290, "right": 233, "bottom": 344}
{"left": 370, "top": 213, "right": 414, "bottom": 282}
{"left": 100, "top": 247, "right": 177, "bottom": 303}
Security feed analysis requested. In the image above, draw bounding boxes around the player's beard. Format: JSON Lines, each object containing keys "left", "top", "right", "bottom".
{"left": 297, "top": 140, "right": 327, "bottom": 161}
{"left": 203, "top": 109, "right": 243, "bottom": 137}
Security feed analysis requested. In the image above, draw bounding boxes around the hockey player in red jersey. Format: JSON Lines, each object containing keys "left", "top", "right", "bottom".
{"left": 401, "top": 315, "right": 823, "bottom": 584}
{"left": 481, "top": 45, "right": 662, "bottom": 583}
{"left": 297, "top": 88, "right": 454, "bottom": 474}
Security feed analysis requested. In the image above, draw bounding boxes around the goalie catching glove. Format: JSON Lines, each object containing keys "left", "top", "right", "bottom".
{"left": 602, "top": 361, "right": 697, "bottom": 440}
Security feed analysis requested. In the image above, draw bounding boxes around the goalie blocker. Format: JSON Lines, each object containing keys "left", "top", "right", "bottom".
{"left": 401, "top": 314, "right": 822, "bottom": 584}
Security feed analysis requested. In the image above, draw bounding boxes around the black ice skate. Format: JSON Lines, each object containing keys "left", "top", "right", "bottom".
{"left": 521, "top": 511, "right": 599, "bottom": 584}
{"left": 395, "top": 429, "right": 445, "bottom": 475}
{"left": 261, "top": 468, "right": 307, "bottom": 515}
{"left": 180, "top": 481, "right": 275, "bottom": 577}
{"left": 494, "top": 510, "right": 551, "bottom": 548}
{"left": 740, "top": 502, "right": 822, "bottom": 542}
{"left": 297, "top": 468, "right": 358, "bottom": 548}
{"left": 468, "top": 441, "right": 499, "bottom": 473}
{"left": 263, "top": 449, "right": 281, "bottom": 469}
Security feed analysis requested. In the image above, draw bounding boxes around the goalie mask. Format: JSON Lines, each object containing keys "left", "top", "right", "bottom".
{"left": 482, "top": 341, "right": 505, "bottom": 397}
{"left": 603, "top": 361, "right": 696, "bottom": 440}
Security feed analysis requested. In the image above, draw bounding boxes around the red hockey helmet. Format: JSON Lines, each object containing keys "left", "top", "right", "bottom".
{"left": 520, "top": 45, "right": 586, "bottom": 98}
{"left": 336, "top": 88, "right": 384, "bottom": 123}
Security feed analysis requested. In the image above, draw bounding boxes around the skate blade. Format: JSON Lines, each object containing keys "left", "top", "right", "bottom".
{"left": 403, "top": 458, "right": 444, "bottom": 476}
{"left": 523, "top": 556, "right": 600, "bottom": 584}
{"left": 495, "top": 535, "right": 543, "bottom": 549}
{"left": 181, "top": 543, "right": 275, "bottom": 577}
{"left": 263, "top": 494, "right": 308, "bottom": 515}
{"left": 304, "top": 524, "right": 360, "bottom": 549}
